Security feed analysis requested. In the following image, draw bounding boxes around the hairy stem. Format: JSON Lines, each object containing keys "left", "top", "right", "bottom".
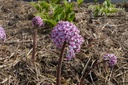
{"left": 56, "top": 41, "right": 66, "bottom": 85}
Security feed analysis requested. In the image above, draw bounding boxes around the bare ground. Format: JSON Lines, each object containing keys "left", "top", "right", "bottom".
{"left": 0, "top": 0, "right": 128, "bottom": 85}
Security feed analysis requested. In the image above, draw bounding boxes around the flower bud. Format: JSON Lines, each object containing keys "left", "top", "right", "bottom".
{"left": 103, "top": 54, "right": 117, "bottom": 67}
{"left": 32, "top": 16, "right": 43, "bottom": 27}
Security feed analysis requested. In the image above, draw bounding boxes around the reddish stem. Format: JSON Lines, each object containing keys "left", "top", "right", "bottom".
{"left": 56, "top": 41, "right": 66, "bottom": 85}
{"left": 32, "top": 28, "right": 37, "bottom": 61}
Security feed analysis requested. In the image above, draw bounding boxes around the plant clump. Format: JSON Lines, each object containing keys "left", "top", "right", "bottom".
{"left": 31, "top": 0, "right": 75, "bottom": 27}
{"left": 88, "top": 0, "right": 125, "bottom": 16}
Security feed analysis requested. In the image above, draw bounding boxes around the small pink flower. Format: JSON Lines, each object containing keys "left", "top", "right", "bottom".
{"left": 32, "top": 16, "right": 44, "bottom": 27}
{"left": 0, "top": 26, "right": 6, "bottom": 42}
{"left": 103, "top": 54, "right": 117, "bottom": 67}
{"left": 51, "top": 21, "right": 84, "bottom": 60}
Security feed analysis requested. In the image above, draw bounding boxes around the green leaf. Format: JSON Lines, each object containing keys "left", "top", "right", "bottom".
{"left": 106, "top": 0, "right": 111, "bottom": 7}
{"left": 50, "top": 0, "right": 61, "bottom": 3}
{"left": 43, "top": 19, "right": 57, "bottom": 27}
{"left": 31, "top": 2, "right": 42, "bottom": 12}
{"left": 94, "top": 0, "right": 97, "bottom": 2}
{"left": 67, "top": 12, "right": 75, "bottom": 21}
{"left": 77, "top": 0, "right": 84, "bottom": 6}
{"left": 34, "top": 13, "right": 48, "bottom": 19}
{"left": 63, "top": 0, "right": 68, "bottom": 6}
{"left": 52, "top": 5, "right": 64, "bottom": 20}
{"left": 39, "top": 1, "right": 50, "bottom": 12}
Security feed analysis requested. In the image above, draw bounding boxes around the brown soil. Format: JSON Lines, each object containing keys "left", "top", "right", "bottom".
{"left": 0, "top": 0, "right": 128, "bottom": 85}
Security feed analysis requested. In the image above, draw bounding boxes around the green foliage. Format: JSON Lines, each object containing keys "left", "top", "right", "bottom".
{"left": 77, "top": 0, "right": 84, "bottom": 7}
{"left": 88, "top": 0, "right": 125, "bottom": 16}
{"left": 94, "top": 0, "right": 97, "bottom": 2}
{"left": 31, "top": 0, "right": 75, "bottom": 27}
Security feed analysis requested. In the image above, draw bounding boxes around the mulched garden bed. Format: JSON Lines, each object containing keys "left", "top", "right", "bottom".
{"left": 0, "top": 0, "right": 128, "bottom": 85}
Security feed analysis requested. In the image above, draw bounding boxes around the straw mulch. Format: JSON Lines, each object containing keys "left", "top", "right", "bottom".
{"left": 0, "top": 0, "right": 128, "bottom": 85}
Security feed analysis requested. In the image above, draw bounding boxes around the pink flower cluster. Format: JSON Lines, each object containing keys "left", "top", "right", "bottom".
{"left": 32, "top": 16, "right": 44, "bottom": 27}
{"left": 51, "top": 21, "right": 84, "bottom": 60}
{"left": 0, "top": 26, "right": 6, "bottom": 42}
{"left": 103, "top": 54, "right": 117, "bottom": 67}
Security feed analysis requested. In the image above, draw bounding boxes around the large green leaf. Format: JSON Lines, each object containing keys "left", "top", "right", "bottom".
{"left": 52, "top": 5, "right": 64, "bottom": 20}
{"left": 43, "top": 19, "right": 57, "bottom": 27}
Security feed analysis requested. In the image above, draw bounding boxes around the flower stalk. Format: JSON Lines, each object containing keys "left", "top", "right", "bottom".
{"left": 51, "top": 21, "right": 84, "bottom": 85}
{"left": 56, "top": 41, "right": 66, "bottom": 85}
{"left": 31, "top": 16, "right": 43, "bottom": 61}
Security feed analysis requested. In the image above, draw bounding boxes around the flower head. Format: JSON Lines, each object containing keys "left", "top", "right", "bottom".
{"left": 51, "top": 21, "right": 84, "bottom": 60}
{"left": 32, "top": 16, "right": 44, "bottom": 27}
{"left": 0, "top": 26, "right": 6, "bottom": 42}
{"left": 103, "top": 54, "right": 117, "bottom": 67}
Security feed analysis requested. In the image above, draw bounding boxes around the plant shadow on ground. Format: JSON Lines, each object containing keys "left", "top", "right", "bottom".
{"left": 0, "top": 0, "right": 128, "bottom": 85}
